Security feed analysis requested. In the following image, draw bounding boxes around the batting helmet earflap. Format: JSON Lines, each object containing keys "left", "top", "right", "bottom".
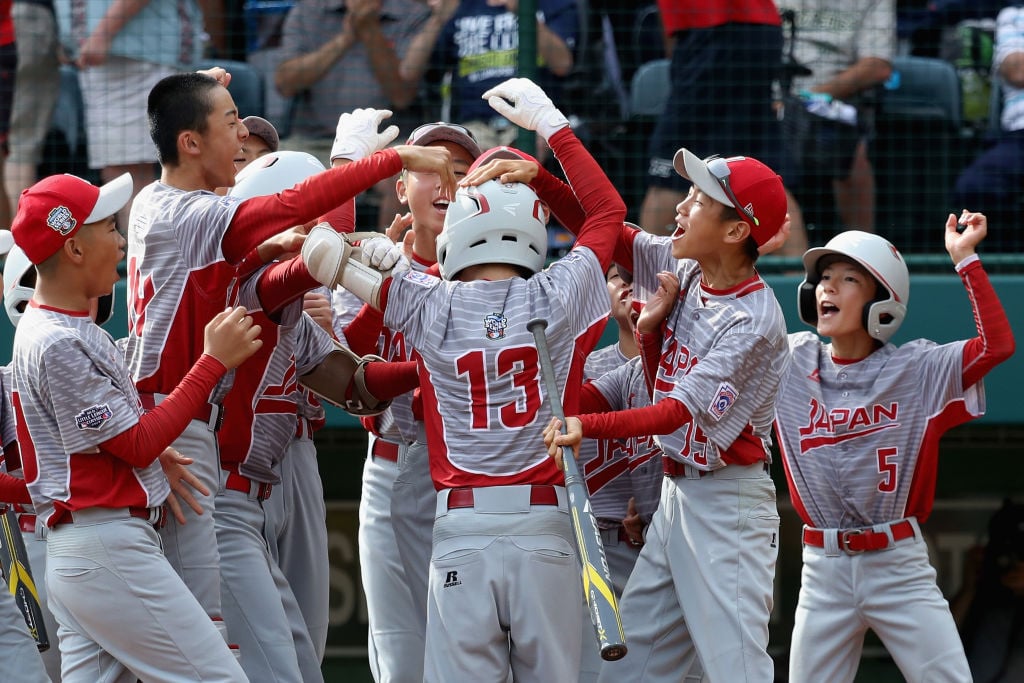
{"left": 229, "top": 150, "right": 326, "bottom": 200}
{"left": 435, "top": 179, "right": 548, "bottom": 281}
{"left": 3, "top": 244, "right": 36, "bottom": 327}
{"left": 798, "top": 230, "right": 909, "bottom": 343}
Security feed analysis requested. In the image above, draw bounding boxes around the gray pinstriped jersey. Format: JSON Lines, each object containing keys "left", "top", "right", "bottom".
{"left": 124, "top": 182, "right": 241, "bottom": 397}
{"left": 0, "top": 366, "right": 16, "bottom": 456}
{"left": 580, "top": 343, "right": 634, "bottom": 525}
{"left": 774, "top": 332, "right": 979, "bottom": 528}
{"left": 590, "top": 356, "right": 663, "bottom": 522}
{"left": 630, "top": 231, "right": 789, "bottom": 469}
{"left": 13, "top": 305, "right": 167, "bottom": 524}
{"left": 383, "top": 247, "right": 609, "bottom": 486}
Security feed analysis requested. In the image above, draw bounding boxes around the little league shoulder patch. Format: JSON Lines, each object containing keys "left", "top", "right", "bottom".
{"left": 402, "top": 270, "right": 435, "bottom": 287}
{"left": 75, "top": 404, "right": 113, "bottom": 431}
{"left": 707, "top": 382, "right": 738, "bottom": 421}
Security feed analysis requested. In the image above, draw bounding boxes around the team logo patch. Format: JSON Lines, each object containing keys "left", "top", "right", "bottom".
{"left": 47, "top": 206, "right": 77, "bottom": 236}
{"left": 402, "top": 270, "right": 434, "bottom": 287}
{"left": 707, "top": 382, "right": 738, "bottom": 420}
{"left": 75, "top": 404, "right": 113, "bottom": 430}
{"left": 484, "top": 312, "right": 507, "bottom": 340}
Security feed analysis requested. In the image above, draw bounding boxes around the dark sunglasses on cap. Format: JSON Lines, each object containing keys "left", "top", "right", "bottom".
{"left": 407, "top": 122, "right": 478, "bottom": 144}
{"left": 705, "top": 155, "right": 759, "bottom": 227}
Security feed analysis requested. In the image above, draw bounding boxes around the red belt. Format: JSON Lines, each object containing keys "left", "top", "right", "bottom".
{"left": 371, "top": 439, "right": 399, "bottom": 463}
{"left": 802, "top": 519, "right": 916, "bottom": 554}
{"left": 138, "top": 393, "right": 224, "bottom": 432}
{"left": 223, "top": 471, "right": 273, "bottom": 501}
{"left": 52, "top": 506, "right": 166, "bottom": 529}
{"left": 18, "top": 513, "right": 36, "bottom": 534}
{"left": 446, "top": 485, "right": 559, "bottom": 510}
{"left": 663, "top": 458, "right": 698, "bottom": 477}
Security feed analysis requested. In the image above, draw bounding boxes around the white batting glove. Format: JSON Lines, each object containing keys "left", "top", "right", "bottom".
{"left": 481, "top": 78, "right": 570, "bottom": 141}
{"left": 330, "top": 108, "right": 400, "bottom": 162}
{"left": 360, "top": 236, "right": 407, "bottom": 272}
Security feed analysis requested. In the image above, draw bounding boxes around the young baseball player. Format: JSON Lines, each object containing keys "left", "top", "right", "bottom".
{"left": 333, "top": 120, "right": 482, "bottom": 682}
{"left": 302, "top": 77, "right": 626, "bottom": 683}
{"left": 775, "top": 218, "right": 1015, "bottom": 683}
{"left": 545, "top": 149, "right": 790, "bottom": 682}
{"left": 126, "top": 68, "right": 454, "bottom": 643}
{"left": 8, "top": 172, "right": 260, "bottom": 681}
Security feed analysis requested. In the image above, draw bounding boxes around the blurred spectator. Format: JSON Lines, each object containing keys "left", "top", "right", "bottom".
{"left": 56, "top": 0, "right": 205, "bottom": 231}
{"left": 952, "top": 6, "right": 1024, "bottom": 252}
{"left": 951, "top": 499, "right": 1024, "bottom": 683}
{"left": 778, "top": 0, "right": 895, "bottom": 235}
{"left": 898, "top": 0, "right": 1005, "bottom": 56}
{"left": 6, "top": 0, "right": 59, "bottom": 217}
{"left": 0, "top": 0, "right": 14, "bottom": 229}
{"left": 635, "top": 2, "right": 796, "bottom": 248}
{"left": 273, "top": 0, "right": 429, "bottom": 229}
{"left": 399, "top": 0, "right": 577, "bottom": 152}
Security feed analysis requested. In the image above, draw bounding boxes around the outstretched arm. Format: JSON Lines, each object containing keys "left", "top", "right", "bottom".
{"left": 947, "top": 212, "right": 1016, "bottom": 388}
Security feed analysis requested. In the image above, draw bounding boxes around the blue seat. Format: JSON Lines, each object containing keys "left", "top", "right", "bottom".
{"left": 883, "top": 55, "right": 963, "bottom": 130}
{"left": 629, "top": 58, "right": 670, "bottom": 119}
{"left": 192, "top": 59, "right": 265, "bottom": 119}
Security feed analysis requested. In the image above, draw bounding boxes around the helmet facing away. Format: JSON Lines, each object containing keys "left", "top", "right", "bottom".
{"left": 436, "top": 179, "right": 547, "bottom": 280}
{"left": 798, "top": 230, "right": 909, "bottom": 343}
{"left": 229, "top": 150, "right": 326, "bottom": 200}
{"left": 4, "top": 244, "right": 36, "bottom": 327}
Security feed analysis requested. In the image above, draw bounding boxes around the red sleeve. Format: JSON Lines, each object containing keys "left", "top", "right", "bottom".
{"left": 100, "top": 355, "right": 226, "bottom": 468}
{"left": 222, "top": 150, "right": 403, "bottom": 263}
{"left": 254, "top": 257, "right": 321, "bottom": 316}
{"left": 0, "top": 471, "right": 31, "bottom": 504}
{"left": 343, "top": 304, "right": 385, "bottom": 356}
{"left": 318, "top": 197, "right": 356, "bottom": 234}
{"left": 636, "top": 328, "right": 663, "bottom": 397}
{"left": 362, "top": 360, "right": 419, "bottom": 400}
{"left": 958, "top": 257, "right": 1016, "bottom": 388}
{"left": 545, "top": 127, "right": 627, "bottom": 273}
{"left": 235, "top": 249, "right": 265, "bottom": 279}
{"left": 531, "top": 164, "right": 586, "bottom": 233}
{"left": 578, "top": 396, "right": 692, "bottom": 440}
{"left": 579, "top": 381, "right": 614, "bottom": 414}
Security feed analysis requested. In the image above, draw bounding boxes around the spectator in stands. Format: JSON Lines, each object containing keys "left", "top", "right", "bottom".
{"left": 952, "top": 6, "right": 1024, "bottom": 253}
{"left": 273, "top": 0, "right": 429, "bottom": 229}
{"left": 778, "top": 0, "right": 896, "bottom": 235}
{"left": 635, "top": 1, "right": 792, "bottom": 242}
{"left": 57, "top": 0, "right": 205, "bottom": 231}
{"left": 235, "top": 114, "right": 279, "bottom": 172}
{"left": 399, "top": 0, "right": 578, "bottom": 153}
{"left": 6, "top": 0, "right": 59, "bottom": 216}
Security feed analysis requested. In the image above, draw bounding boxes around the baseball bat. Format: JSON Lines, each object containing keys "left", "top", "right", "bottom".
{"left": 527, "top": 318, "right": 627, "bottom": 662}
{"left": 0, "top": 507, "right": 49, "bottom": 651}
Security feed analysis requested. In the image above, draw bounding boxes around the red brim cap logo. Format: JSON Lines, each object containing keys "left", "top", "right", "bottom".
{"left": 47, "top": 206, "right": 77, "bottom": 236}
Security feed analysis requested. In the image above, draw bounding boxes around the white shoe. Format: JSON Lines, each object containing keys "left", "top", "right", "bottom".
{"left": 302, "top": 224, "right": 350, "bottom": 288}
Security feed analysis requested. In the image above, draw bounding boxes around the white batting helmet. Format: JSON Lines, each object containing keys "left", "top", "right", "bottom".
{"left": 229, "top": 150, "right": 326, "bottom": 200}
{"left": 4, "top": 244, "right": 36, "bottom": 327}
{"left": 436, "top": 179, "right": 548, "bottom": 280}
{"left": 799, "top": 230, "right": 909, "bottom": 343}
{"left": 3, "top": 243, "right": 116, "bottom": 327}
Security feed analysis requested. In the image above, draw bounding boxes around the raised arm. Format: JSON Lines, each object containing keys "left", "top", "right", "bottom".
{"left": 945, "top": 212, "right": 1016, "bottom": 388}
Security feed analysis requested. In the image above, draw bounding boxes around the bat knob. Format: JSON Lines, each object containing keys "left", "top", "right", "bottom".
{"left": 600, "top": 643, "right": 628, "bottom": 661}
{"left": 527, "top": 317, "right": 548, "bottom": 333}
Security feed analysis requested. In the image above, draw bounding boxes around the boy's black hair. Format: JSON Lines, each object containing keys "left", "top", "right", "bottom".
{"left": 148, "top": 73, "right": 220, "bottom": 166}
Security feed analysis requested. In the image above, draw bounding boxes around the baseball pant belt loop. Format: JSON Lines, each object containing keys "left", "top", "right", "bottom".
{"left": 802, "top": 518, "right": 919, "bottom": 555}
{"left": 223, "top": 469, "right": 273, "bottom": 502}
{"left": 370, "top": 437, "right": 400, "bottom": 463}
{"left": 56, "top": 506, "right": 167, "bottom": 529}
{"left": 599, "top": 524, "right": 644, "bottom": 548}
{"left": 138, "top": 392, "right": 224, "bottom": 432}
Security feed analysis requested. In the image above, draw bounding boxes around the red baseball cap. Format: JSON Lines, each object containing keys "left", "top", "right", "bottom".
{"left": 11, "top": 173, "right": 133, "bottom": 264}
{"left": 673, "top": 148, "right": 786, "bottom": 247}
{"left": 407, "top": 122, "right": 482, "bottom": 160}
{"left": 467, "top": 145, "right": 539, "bottom": 173}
